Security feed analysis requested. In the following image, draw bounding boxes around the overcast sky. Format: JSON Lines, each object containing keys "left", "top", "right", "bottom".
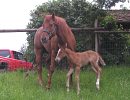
{"left": 0, "top": 0, "right": 129, "bottom": 51}
{"left": 0, "top": 0, "right": 48, "bottom": 51}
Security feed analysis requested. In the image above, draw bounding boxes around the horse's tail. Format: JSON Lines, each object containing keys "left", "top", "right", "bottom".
{"left": 99, "top": 55, "right": 106, "bottom": 66}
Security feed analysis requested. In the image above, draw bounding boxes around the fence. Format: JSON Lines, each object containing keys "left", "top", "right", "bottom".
{"left": 76, "top": 30, "right": 130, "bottom": 66}
{"left": 0, "top": 28, "right": 130, "bottom": 67}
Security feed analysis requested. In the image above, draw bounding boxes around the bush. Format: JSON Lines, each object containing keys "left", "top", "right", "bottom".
{"left": 100, "top": 15, "right": 129, "bottom": 65}
{"left": 101, "top": 15, "right": 117, "bottom": 30}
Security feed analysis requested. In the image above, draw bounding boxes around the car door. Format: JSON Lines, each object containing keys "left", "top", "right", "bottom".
{"left": 13, "top": 51, "right": 26, "bottom": 69}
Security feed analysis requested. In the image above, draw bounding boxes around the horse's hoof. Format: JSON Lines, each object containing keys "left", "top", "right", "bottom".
{"left": 77, "top": 92, "right": 80, "bottom": 95}
{"left": 67, "top": 88, "right": 69, "bottom": 92}
{"left": 37, "top": 80, "right": 44, "bottom": 87}
{"left": 96, "top": 85, "right": 100, "bottom": 90}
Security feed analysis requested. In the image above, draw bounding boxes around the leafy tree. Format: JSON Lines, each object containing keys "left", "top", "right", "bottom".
{"left": 26, "top": 0, "right": 105, "bottom": 62}
{"left": 93, "top": 0, "right": 128, "bottom": 9}
{"left": 19, "top": 43, "right": 34, "bottom": 62}
{"left": 19, "top": 44, "right": 27, "bottom": 54}
{"left": 26, "top": 0, "right": 129, "bottom": 65}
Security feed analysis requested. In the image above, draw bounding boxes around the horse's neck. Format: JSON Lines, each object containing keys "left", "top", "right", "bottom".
{"left": 57, "top": 23, "right": 76, "bottom": 50}
{"left": 65, "top": 48, "right": 77, "bottom": 60}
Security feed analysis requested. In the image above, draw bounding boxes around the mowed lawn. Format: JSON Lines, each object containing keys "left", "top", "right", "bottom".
{"left": 0, "top": 66, "right": 130, "bottom": 100}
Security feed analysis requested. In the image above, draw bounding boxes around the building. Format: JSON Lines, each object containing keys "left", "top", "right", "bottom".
{"left": 108, "top": 10, "right": 130, "bottom": 30}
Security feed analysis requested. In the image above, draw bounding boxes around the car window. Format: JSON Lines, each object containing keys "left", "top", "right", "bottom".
{"left": 13, "top": 51, "right": 24, "bottom": 60}
{"left": 18, "top": 53, "right": 24, "bottom": 60}
{"left": 0, "top": 50, "right": 11, "bottom": 58}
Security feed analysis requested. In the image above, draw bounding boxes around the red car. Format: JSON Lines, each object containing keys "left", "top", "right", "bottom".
{"left": 0, "top": 49, "right": 33, "bottom": 71}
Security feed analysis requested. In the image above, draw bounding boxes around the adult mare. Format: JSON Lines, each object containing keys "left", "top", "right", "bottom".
{"left": 34, "top": 26, "right": 58, "bottom": 89}
{"left": 42, "top": 13, "right": 76, "bottom": 86}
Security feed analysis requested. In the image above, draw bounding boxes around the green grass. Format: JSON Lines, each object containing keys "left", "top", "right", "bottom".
{"left": 0, "top": 66, "right": 130, "bottom": 100}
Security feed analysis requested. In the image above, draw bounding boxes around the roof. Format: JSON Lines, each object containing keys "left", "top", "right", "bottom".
{"left": 107, "top": 10, "right": 130, "bottom": 23}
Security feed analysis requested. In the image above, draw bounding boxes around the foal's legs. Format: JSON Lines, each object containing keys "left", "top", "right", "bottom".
{"left": 75, "top": 66, "right": 81, "bottom": 95}
{"left": 91, "top": 62, "right": 101, "bottom": 90}
{"left": 95, "top": 63, "right": 101, "bottom": 90}
{"left": 66, "top": 68, "right": 74, "bottom": 92}
{"left": 68, "top": 61, "right": 74, "bottom": 85}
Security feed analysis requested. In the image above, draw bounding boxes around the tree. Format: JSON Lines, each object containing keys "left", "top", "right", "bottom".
{"left": 19, "top": 44, "right": 27, "bottom": 54}
{"left": 26, "top": 0, "right": 105, "bottom": 62}
{"left": 19, "top": 43, "right": 34, "bottom": 62}
{"left": 93, "top": 0, "right": 128, "bottom": 9}
{"left": 26, "top": 0, "right": 130, "bottom": 65}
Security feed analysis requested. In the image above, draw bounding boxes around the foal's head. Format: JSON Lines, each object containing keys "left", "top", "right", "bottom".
{"left": 55, "top": 44, "right": 67, "bottom": 62}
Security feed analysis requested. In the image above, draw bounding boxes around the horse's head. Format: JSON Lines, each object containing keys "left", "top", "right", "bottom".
{"left": 55, "top": 44, "right": 67, "bottom": 63}
{"left": 42, "top": 13, "right": 57, "bottom": 43}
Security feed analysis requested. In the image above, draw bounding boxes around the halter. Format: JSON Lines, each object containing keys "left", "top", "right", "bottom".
{"left": 42, "top": 23, "right": 57, "bottom": 43}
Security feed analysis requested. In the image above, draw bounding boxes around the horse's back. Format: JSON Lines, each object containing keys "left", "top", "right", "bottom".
{"left": 85, "top": 50, "right": 100, "bottom": 62}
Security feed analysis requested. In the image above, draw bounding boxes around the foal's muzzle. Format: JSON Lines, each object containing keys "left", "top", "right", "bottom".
{"left": 55, "top": 57, "right": 61, "bottom": 63}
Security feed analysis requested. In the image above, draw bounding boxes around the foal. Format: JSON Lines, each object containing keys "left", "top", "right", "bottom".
{"left": 55, "top": 47, "right": 106, "bottom": 95}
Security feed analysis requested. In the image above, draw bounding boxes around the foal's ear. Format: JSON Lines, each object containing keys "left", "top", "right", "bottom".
{"left": 58, "top": 43, "right": 60, "bottom": 48}
{"left": 58, "top": 44, "right": 61, "bottom": 48}
{"left": 65, "top": 43, "right": 68, "bottom": 48}
{"left": 52, "top": 13, "right": 55, "bottom": 21}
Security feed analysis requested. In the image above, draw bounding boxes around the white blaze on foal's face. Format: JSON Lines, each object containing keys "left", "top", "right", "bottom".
{"left": 55, "top": 48, "right": 62, "bottom": 62}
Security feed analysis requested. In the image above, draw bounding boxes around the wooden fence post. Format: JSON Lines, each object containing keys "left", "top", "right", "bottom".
{"left": 94, "top": 19, "right": 98, "bottom": 52}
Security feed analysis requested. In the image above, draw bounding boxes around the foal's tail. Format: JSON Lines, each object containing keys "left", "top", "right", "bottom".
{"left": 99, "top": 56, "right": 106, "bottom": 66}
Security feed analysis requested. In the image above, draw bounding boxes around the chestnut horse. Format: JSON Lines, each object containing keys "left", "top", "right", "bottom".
{"left": 34, "top": 26, "right": 58, "bottom": 88}
{"left": 42, "top": 14, "right": 76, "bottom": 86}
{"left": 55, "top": 46, "right": 106, "bottom": 95}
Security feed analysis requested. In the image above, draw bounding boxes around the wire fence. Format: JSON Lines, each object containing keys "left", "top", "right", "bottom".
{"left": 0, "top": 28, "right": 130, "bottom": 71}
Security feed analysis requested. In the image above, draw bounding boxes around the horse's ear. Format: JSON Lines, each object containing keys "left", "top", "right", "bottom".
{"left": 52, "top": 13, "right": 55, "bottom": 21}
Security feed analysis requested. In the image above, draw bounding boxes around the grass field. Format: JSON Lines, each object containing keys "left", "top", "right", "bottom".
{"left": 0, "top": 66, "right": 130, "bottom": 100}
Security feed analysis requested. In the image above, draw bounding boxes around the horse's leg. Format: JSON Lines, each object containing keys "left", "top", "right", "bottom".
{"left": 75, "top": 66, "right": 80, "bottom": 95}
{"left": 91, "top": 62, "right": 101, "bottom": 90}
{"left": 47, "top": 50, "right": 56, "bottom": 89}
{"left": 35, "top": 49, "right": 43, "bottom": 86}
{"left": 66, "top": 68, "right": 74, "bottom": 92}
{"left": 68, "top": 61, "right": 74, "bottom": 85}
{"left": 46, "top": 61, "right": 51, "bottom": 89}
{"left": 96, "top": 64, "right": 101, "bottom": 90}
